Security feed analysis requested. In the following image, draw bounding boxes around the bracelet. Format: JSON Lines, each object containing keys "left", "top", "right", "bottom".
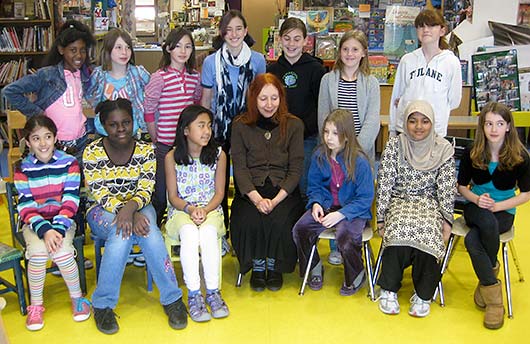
{"left": 183, "top": 203, "right": 191, "bottom": 214}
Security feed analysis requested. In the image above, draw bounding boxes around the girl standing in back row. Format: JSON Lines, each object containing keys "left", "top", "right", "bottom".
{"left": 86, "top": 28, "right": 150, "bottom": 140}
{"left": 389, "top": 9, "right": 462, "bottom": 137}
{"left": 3, "top": 20, "right": 96, "bottom": 160}
{"left": 144, "top": 28, "right": 202, "bottom": 222}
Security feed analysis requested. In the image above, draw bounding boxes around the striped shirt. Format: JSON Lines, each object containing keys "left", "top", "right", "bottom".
{"left": 338, "top": 78, "right": 361, "bottom": 134}
{"left": 143, "top": 67, "right": 202, "bottom": 145}
{"left": 14, "top": 150, "right": 80, "bottom": 239}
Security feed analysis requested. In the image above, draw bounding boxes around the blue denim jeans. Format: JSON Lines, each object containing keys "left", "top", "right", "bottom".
{"left": 88, "top": 204, "right": 182, "bottom": 309}
{"left": 301, "top": 135, "right": 318, "bottom": 198}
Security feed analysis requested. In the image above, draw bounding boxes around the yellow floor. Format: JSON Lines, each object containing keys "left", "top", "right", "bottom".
{"left": 0, "top": 198, "right": 529, "bottom": 344}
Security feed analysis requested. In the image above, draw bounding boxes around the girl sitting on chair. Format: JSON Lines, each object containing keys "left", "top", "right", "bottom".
{"left": 292, "top": 109, "right": 374, "bottom": 296}
{"left": 457, "top": 102, "right": 530, "bottom": 329}
{"left": 83, "top": 99, "right": 187, "bottom": 335}
{"left": 15, "top": 115, "right": 90, "bottom": 331}
{"left": 376, "top": 100, "right": 455, "bottom": 318}
{"left": 165, "top": 105, "right": 229, "bottom": 323}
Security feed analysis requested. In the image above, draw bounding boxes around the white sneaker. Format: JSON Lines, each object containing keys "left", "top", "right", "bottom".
{"left": 378, "top": 289, "right": 400, "bottom": 315}
{"left": 408, "top": 293, "right": 431, "bottom": 318}
{"left": 327, "top": 250, "right": 343, "bottom": 265}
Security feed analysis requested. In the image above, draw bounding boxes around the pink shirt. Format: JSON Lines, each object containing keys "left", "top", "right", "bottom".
{"left": 330, "top": 158, "right": 345, "bottom": 207}
{"left": 45, "top": 69, "right": 86, "bottom": 141}
{"left": 143, "top": 67, "right": 201, "bottom": 145}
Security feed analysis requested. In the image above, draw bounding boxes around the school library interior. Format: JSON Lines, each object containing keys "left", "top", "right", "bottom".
{"left": 0, "top": 0, "right": 530, "bottom": 343}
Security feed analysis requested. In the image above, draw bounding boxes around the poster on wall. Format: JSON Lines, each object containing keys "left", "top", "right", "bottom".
{"left": 472, "top": 49, "right": 521, "bottom": 111}
{"left": 383, "top": 5, "right": 420, "bottom": 58}
{"left": 518, "top": 69, "right": 530, "bottom": 111}
{"left": 306, "top": 9, "right": 331, "bottom": 34}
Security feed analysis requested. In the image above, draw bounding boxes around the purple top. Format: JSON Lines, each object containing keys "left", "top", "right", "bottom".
{"left": 330, "top": 158, "right": 345, "bottom": 207}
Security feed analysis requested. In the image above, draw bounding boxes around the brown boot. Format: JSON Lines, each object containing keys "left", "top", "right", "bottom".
{"left": 479, "top": 281, "right": 505, "bottom": 329}
{"left": 474, "top": 262, "right": 500, "bottom": 309}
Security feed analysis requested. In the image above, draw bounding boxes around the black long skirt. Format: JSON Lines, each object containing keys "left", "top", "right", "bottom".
{"left": 230, "top": 180, "right": 304, "bottom": 274}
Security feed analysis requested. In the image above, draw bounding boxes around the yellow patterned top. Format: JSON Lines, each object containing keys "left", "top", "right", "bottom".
{"left": 83, "top": 138, "right": 155, "bottom": 213}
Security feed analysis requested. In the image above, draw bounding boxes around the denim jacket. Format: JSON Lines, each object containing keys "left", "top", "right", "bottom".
{"left": 2, "top": 62, "right": 91, "bottom": 117}
{"left": 85, "top": 65, "right": 150, "bottom": 135}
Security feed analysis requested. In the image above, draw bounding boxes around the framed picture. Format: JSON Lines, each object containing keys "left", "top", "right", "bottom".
{"left": 315, "top": 35, "right": 336, "bottom": 60}
{"left": 14, "top": 2, "right": 25, "bottom": 18}
{"left": 472, "top": 49, "right": 521, "bottom": 111}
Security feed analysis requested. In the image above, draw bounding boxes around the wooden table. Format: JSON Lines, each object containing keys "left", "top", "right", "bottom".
{"left": 379, "top": 112, "right": 530, "bottom": 150}
{"left": 379, "top": 115, "right": 479, "bottom": 149}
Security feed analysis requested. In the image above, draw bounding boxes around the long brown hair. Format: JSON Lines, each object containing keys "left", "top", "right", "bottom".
{"left": 414, "top": 9, "right": 449, "bottom": 50}
{"left": 235, "top": 73, "right": 294, "bottom": 141}
{"left": 334, "top": 30, "right": 370, "bottom": 76}
{"left": 470, "top": 102, "right": 526, "bottom": 170}
{"left": 318, "top": 109, "right": 367, "bottom": 181}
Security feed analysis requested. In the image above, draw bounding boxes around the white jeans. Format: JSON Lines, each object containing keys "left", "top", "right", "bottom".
{"left": 179, "top": 224, "right": 220, "bottom": 291}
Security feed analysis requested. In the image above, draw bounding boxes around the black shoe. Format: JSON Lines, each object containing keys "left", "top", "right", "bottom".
{"left": 163, "top": 298, "right": 188, "bottom": 330}
{"left": 93, "top": 307, "right": 119, "bottom": 335}
{"left": 250, "top": 270, "right": 266, "bottom": 292}
{"left": 266, "top": 270, "right": 283, "bottom": 291}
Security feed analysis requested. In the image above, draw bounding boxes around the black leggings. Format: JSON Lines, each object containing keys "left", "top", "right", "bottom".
{"left": 463, "top": 202, "right": 514, "bottom": 286}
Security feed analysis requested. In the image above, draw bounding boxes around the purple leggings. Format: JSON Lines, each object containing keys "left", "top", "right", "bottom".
{"left": 293, "top": 210, "right": 366, "bottom": 286}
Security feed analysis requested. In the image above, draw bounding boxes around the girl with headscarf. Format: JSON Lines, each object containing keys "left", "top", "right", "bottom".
{"left": 376, "top": 100, "right": 455, "bottom": 318}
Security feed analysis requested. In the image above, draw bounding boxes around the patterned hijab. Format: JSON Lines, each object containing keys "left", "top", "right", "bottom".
{"left": 399, "top": 100, "right": 454, "bottom": 171}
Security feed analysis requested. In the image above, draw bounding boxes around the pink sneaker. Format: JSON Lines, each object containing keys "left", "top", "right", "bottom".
{"left": 26, "top": 305, "right": 45, "bottom": 331}
{"left": 72, "top": 297, "right": 91, "bottom": 322}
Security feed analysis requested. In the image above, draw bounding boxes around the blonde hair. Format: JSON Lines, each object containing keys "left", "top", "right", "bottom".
{"left": 318, "top": 109, "right": 367, "bottom": 181}
{"left": 333, "top": 30, "right": 370, "bottom": 76}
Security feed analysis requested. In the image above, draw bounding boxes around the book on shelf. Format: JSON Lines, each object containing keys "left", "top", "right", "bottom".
{"left": 0, "top": 58, "right": 32, "bottom": 85}
{"left": 33, "top": 0, "right": 50, "bottom": 20}
{"left": 0, "top": 26, "right": 51, "bottom": 52}
{"left": 368, "top": 55, "right": 389, "bottom": 83}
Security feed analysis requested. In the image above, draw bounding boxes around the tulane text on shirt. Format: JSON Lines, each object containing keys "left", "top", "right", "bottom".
{"left": 409, "top": 67, "right": 443, "bottom": 82}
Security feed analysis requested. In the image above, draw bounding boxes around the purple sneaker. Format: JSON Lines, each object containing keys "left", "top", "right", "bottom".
{"left": 308, "top": 266, "right": 324, "bottom": 291}
{"left": 339, "top": 273, "right": 366, "bottom": 296}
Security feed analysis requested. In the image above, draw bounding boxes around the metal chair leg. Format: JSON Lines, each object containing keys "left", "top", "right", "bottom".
{"left": 299, "top": 244, "right": 317, "bottom": 296}
{"left": 508, "top": 240, "right": 524, "bottom": 282}
{"left": 364, "top": 241, "right": 375, "bottom": 301}
{"left": 372, "top": 242, "right": 384, "bottom": 290}
{"left": 502, "top": 242, "right": 513, "bottom": 318}
{"left": 434, "top": 234, "right": 456, "bottom": 306}
{"left": 236, "top": 272, "right": 243, "bottom": 287}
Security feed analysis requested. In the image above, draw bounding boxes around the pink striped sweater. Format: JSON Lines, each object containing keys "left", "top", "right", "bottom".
{"left": 143, "top": 67, "right": 202, "bottom": 145}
